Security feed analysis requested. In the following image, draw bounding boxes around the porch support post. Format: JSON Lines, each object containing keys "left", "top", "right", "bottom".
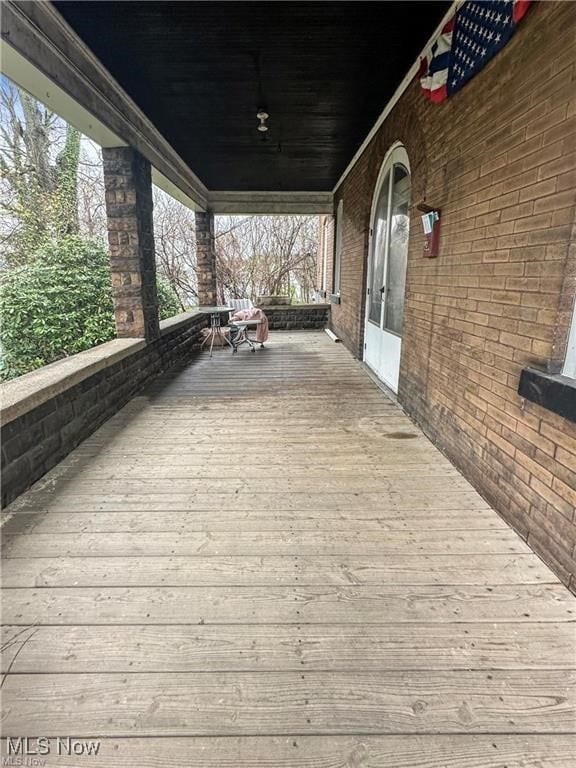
{"left": 195, "top": 210, "right": 218, "bottom": 306}
{"left": 102, "top": 146, "right": 160, "bottom": 341}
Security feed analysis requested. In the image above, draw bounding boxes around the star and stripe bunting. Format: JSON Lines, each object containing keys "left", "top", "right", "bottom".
{"left": 419, "top": 0, "right": 532, "bottom": 103}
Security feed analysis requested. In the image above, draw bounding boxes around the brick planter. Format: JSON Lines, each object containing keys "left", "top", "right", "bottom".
{"left": 261, "top": 303, "right": 330, "bottom": 330}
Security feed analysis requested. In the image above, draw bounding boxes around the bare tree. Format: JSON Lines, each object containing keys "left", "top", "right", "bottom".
{"left": 0, "top": 79, "right": 80, "bottom": 264}
{"left": 215, "top": 215, "right": 319, "bottom": 304}
{"left": 152, "top": 187, "right": 197, "bottom": 307}
{"left": 77, "top": 138, "right": 107, "bottom": 241}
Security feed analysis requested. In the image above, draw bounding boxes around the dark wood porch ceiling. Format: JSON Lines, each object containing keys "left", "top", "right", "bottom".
{"left": 52, "top": 1, "right": 449, "bottom": 192}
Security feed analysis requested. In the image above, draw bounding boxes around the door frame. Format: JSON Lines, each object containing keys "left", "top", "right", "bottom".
{"left": 363, "top": 141, "right": 410, "bottom": 392}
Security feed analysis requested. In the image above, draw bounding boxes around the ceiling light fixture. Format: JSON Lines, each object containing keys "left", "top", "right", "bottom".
{"left": 257, "top": 110, "right": 269, "bottom": 132}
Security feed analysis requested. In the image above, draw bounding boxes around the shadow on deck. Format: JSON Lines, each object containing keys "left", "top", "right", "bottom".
{"left": 1, "top": 331, "right": 575, "bottom": 766}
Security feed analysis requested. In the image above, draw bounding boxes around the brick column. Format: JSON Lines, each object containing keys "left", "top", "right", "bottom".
{"left": 102, "top": 146, "right": 160, "bottom": 341}
{"left": 195, "top": 210, "right": 218, "bottom": 305}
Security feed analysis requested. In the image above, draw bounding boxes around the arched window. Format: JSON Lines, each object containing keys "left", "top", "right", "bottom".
{"left": 368, "top": 147, "right": 410, "bottom": 333}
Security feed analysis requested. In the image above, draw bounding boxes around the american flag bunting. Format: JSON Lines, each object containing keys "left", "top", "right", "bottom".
{"left": 419, "top": 0, "right": 532, "bottom": 103}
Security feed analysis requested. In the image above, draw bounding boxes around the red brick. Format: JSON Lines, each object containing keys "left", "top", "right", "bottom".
{"left": 525, "top": 105, "right": 568, "bottom": 140}
{"left": 500, "top": 201, "right": 534, "bottom": 222}
{"left": 556, "top": 446, "right": 576, "bottom": 474}
{"left": 518, "top": 178, "right": 558, "bottom": 203}
{"left": 540, "top": 423, "right": 576, "bottom": 455}
{"left": 530, "top": 477, "right": 575, "bottom": 521}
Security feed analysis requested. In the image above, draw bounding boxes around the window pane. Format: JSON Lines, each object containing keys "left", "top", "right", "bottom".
{"left": 334, "top": 200, "right": 343, "bottom": 293}
{"left": 384, "top": 163, "right": 410, "bottom": 335}
{"left": 562, "top": 297, "right": 576, "bottom": 378}
{"left": 368, "top": 171, "right": 390, "bottom": 325}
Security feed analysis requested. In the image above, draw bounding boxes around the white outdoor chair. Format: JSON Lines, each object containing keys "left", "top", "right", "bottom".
{"left": 229, "top": 298, "right": 254, "bottom": 312}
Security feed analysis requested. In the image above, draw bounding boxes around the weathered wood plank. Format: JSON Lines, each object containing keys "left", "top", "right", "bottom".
{"left": 13, "top": 436, "right": 434, "bottom": 451}
{"left": 1, "top": 510, "right": 508, "bottom": 535}
{"left": 47, "top": 463, "right": 461, "bottom": 479}
{"left": 23, "top": 449, "right": 447, "bottom": 465}
{"left": 74, "top": 424, "right": 424, "bottom": 433}
{"left": 2, "top": 585, "right": 573, "bottom": 625}
{"left": 1, "top": 529, "right": 531, "bottom": 557}
{"left": 41, "top": 439, "right": 434, "bottom": 451}
{"left": 6, "top": 492, "right": 497, "bottom": 513}
{"left": 14, "top": 475, "right": 475, "bottom": 495}
{"left": 0, "top": 553, "right": 554, "bottom": 588}
{"left": 2, "top": 623, "right": 573, "bottom": 673}
{"left": 3, "top": 671, "right": 575, "bottom": 735}
{"left": 80, "top": 415, "right": 417, "bottom": 427}
{"left": 70, "top": 433, "right": 428, "bottom": 446}
{"left": 2, "top": 735, "right": 574, "bottom": 768}
{"left": 83, "top": 432, "right": 431, "bottom": 444}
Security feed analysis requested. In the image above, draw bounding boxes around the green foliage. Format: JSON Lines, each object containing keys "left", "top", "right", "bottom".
{"left": 156, "top": 278, "right": 182, "bottom": 320}
{"left": 0, "top": 236, "right": 183, "bottom": 380}
{"left": 0, "top": 237, "right": 115, "bottom": 379}
{"left": 53, "top": 125, "right": 81, "bottom": 236}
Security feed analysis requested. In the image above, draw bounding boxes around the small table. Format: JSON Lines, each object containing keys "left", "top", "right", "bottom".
{"left": 198, "top": 306, "right": 233, "bottom": 357}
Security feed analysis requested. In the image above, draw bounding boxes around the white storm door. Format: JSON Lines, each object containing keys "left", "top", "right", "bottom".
{"left": 364, "top": 146, "right": 410, "bottom": 392}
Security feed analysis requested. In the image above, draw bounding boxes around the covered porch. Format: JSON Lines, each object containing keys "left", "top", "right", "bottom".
{"left": 1, "top": 0, "right": 576, "bottom": 764}
{"left": 2, "top": 332, "right": 575, "bottom": 765}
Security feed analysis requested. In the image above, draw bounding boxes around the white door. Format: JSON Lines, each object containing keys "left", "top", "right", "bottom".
{"left": 364, "top": 144, "right": 410, "bottom": 392}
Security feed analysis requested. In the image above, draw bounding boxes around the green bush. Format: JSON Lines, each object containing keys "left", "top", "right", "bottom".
{"left": 0, "top": 236, "right": 183, "bottom": 380}
{"left": 156, "top": 277, "right": 182, "bottom": 320}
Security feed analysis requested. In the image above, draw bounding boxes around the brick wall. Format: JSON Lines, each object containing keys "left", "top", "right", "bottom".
{"left": 331, "top": 1, "right": 576, "bottom": 589}
{"left": 263, "top": 304, "right": 330, "bottom": 330}
{"left": 1, "top": 313, "right": 208, "bottom": 507}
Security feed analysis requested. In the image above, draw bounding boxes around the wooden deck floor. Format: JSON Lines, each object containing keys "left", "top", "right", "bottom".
{"left": 2, "top": 331, "right": 575, "bottom": 766}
